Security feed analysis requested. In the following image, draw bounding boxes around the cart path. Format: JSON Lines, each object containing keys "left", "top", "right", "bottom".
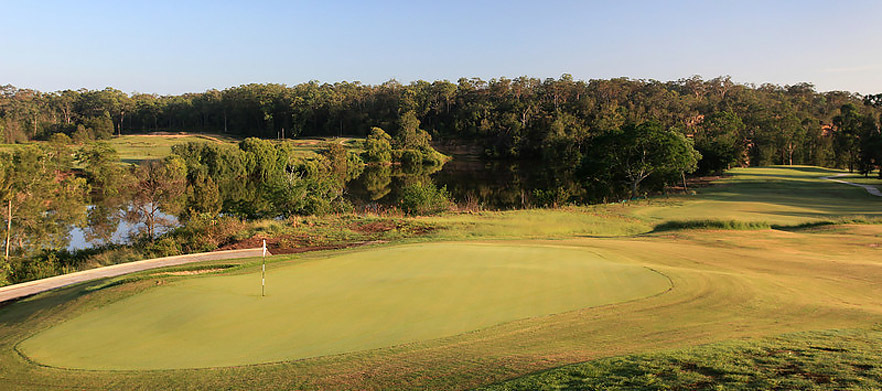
{"left": 0, "top": 248, "right": 268, "bottom": 304}
{"left": 821, "top": 173, "right": 882, "bottom": 197}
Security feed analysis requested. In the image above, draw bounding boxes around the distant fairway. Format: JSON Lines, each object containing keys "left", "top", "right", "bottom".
{"left": 19, "top": 242, "right": 669, "bottom": 369}
{"left": 104, "top": 133, "right": 240, "bottom": 163}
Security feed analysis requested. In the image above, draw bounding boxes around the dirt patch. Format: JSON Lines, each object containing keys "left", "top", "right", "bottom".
{"left": 217, "top": 234, "right": 308, "bottom": 252}
{"left": 348, "top": 220, "right": 437, "bottom": 236}
{"left": 349, "top": 220, "right": 396, "bottom": 234}
{"left": 263, "top": 242, "right": 385, "bottom": 255}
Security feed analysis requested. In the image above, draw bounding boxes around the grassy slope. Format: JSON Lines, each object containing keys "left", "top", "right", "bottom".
{"left": 0, "top": 166, "right": 881, "bottom": 389}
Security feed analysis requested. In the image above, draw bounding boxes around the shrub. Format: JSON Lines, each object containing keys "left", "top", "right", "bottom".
{"left": 12, "top": 253, "right": 62, "bottom": 283}
{"left": 399, "top": 181, "right": 451, "bottom": 216}
{"left": 363, "top": 127, "right": 392, "bottom": 163}
{"left": 142, "top": 236, "right": 183, "bottom": 258}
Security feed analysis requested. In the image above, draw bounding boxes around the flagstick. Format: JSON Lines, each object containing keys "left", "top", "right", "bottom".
{"left": 261, "top": 239, "right": 266, "bottom": 297}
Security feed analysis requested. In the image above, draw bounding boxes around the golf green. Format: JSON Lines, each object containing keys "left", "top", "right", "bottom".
{"left": 19, "top": 242, "right": 670, "bottom": 370}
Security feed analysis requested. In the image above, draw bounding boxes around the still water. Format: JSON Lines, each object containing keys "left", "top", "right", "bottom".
{"left": 346, "top": 156, "right": 580, "bottom": 210}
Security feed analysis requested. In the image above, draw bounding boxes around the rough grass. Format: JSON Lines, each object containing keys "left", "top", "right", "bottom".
{"left": 653, "top": 219, "right": 771, "bottom": 231}
{"left": 1, "top": 166, "right": 882, "bottom": 390}
{"left": 480, "top": 328, "right": 882, "bottom": 390}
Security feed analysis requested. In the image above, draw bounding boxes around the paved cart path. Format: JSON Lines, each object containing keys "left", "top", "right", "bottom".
{"left": 821, "top": 173, "right": 882, "bottom": 197}
{"left": 0, "top": 248, "right": 268, "bottom": 304}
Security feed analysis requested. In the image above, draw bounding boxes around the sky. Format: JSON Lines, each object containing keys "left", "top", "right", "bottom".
{"left": 2, "top": 0, "right": 881, "bottom": 95}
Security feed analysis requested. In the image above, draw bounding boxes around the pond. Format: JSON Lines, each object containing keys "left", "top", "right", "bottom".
{"left": 346, "top": 155, "right": 582, "bottom": 210}
{"left": 67, "top": 207, "right": 177, "bottom": 251}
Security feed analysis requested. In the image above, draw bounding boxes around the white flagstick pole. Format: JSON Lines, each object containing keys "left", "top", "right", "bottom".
{"left": 261, "top": 240, "right": 266, "bottom": 297}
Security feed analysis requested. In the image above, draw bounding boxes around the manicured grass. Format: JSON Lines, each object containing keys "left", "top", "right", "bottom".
{"left": 108, "top": 133, "right": 239, "bottom": 162}
{"left": 426, "top": 166, "right": 880, "bottom": 241}
{"left": 19, "top": 242, "right": 669, "bottom": 369}
{"left": 2, "top": 133, "right": 362, "bottom": 164}
{"left": 629, "top": 166, "right": 881, "bottom": 226}
{"left": 1, "top": 166, "right": 882, "bottom": 390}
{"left": 425, "top": 207, "right": 652, "bottom": 239}
{"left": 838, "top": 173, "right": 882, "bottom": 186}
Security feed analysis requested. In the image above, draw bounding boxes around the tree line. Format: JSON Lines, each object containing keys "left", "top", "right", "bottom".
{"left": 2, "top": 76, "right": 881, "bottom": 175}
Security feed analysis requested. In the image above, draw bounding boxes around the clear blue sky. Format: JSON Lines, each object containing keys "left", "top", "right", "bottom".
{"left": 2, "top": 0, "right": 880, "bottom": 95}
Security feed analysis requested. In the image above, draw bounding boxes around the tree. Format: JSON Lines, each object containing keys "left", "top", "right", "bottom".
{"left": 832, "top": 103, "right": 876, "bottom": 172}
{"left": 77, "top": 142, "right": 133, "bottom": 244}
{"left": 84, "top": 114, "right": 114, "bottom": 140}
{"left": 320, "top": 142, "right": 349, "bottom": 180}
{"left": 127, "top": 157, "right": 187, "bottom": 240}
{"left": 0, "top": 154, "right": 12, "bottom": 283}
{"left": 184, "top": 173, "right": 222, "bottom": 219}
{"left": 363, "top": 127, "right": 393, "bottom": 163}
{"left": 0, "top": 146, "right": 88, "bottom": 282}
{"left": 694, "top": 111, "right": 746, "bottom": 174}
{"left": 586, "top": 122, "right": 700, "bottom": 198}
{"left": 395, "top": 110, "right": 431, "bottom": 150}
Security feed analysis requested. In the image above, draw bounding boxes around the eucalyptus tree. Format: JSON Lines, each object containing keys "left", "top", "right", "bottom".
{"left": 0, "top": 145, "right": 88, "bottom": 282}
{"left": 126, "top": 157, "right": 187, "bottom": 240}
{"left": 77, "top": 142, "right": 133, "bottom": 244}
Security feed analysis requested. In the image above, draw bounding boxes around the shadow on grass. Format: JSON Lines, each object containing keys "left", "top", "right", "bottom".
{"left": 653, "top": 217, "right": 882, "bottom": 233}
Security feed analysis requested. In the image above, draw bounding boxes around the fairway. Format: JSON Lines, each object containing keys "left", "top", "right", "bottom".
{"left": 19, "top": 242, "right": 669, "bottom": 369}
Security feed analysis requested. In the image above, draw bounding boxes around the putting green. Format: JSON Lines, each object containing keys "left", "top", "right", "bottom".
{"left": 19, "top": 242, "right": 670, "bottom": 370}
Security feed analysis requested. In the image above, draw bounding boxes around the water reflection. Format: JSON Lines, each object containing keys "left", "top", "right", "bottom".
{"left": 346, "top": 157, "right": 582, "bottom": 210}
{"left": 68, "top": 206, "right": 177, "bottom": 251}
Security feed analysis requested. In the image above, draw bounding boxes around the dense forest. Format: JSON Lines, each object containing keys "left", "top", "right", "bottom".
{"left": 1, "top": 75, "right": 882, "bottom": 285}
{"left": 2, "top": 75, "right": 882, "bottom": 173}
